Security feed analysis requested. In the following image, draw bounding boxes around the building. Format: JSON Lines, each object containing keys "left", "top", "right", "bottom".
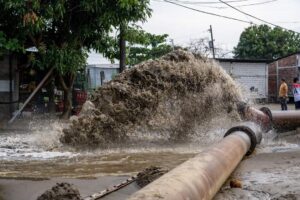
{"left": 0, "top": 55, "right": 19, "bottom": 121}
{"left": 217, "top": 58, "right": 270, "bottom": 101}
{"left": 268, "top": 52, "right": 300, "bottom": 102}
{"left": 86, "top": 51, "right": 119, "bottom": 90}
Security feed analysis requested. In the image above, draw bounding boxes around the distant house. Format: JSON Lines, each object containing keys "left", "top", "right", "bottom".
{"left": 217, "top": 58, "right": 270, "bottom": 100}
{"left": 86, "top": 51, "right": 119, "bottom": 90}
{"left": 268, "top": 52, "right": 300, "bottom": 102}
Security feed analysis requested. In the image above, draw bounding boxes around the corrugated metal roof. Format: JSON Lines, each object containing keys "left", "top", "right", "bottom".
{"left": 269, "top": 51, "right": 300, "bottom": 63}
{"left": 216, "top": 58, "right": 271, "bottom": 63}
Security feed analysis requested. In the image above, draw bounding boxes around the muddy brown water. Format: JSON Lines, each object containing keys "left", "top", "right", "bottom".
{"left": 0, "top": 122, "right": 201, "bottom": 200}
{"left": 0, "top": 113, "right": 234, "bottom": 200}
{"left": 62, "top": 50, "right": 243, "bottom": 146}
{"left": 1, "top": 50, "right": 300, "bottom": 199}
{"left": 0, "top": 120, "right": 300, "bottom": 200}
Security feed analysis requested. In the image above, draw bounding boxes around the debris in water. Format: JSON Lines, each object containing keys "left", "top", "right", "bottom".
{"left": 230, "top": 179, "right": 242, "bottom": 188}
{"left": 36, "top": 182, "right": 81, "bottom": 200}
{"left": 61, "top": 50, "right": 243, "bottom": 145}
{"left": 136, "top": 166, "right": 168, "bottom": 188}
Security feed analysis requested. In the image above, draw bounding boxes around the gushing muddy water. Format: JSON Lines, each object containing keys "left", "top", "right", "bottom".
{"left": 0, "top": 116, "right": 300, "bottom": 200}
{"left": 1, "top": 51, "right": 300, "bottom": 199}
{"left": 0, "top": 115, "right": 235, "bottom": 179}
{"left": 0, "top": 50, "right": 247, "bottom": 178}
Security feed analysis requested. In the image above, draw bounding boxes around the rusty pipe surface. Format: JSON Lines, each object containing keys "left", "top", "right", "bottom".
{"left": 238, "top": 102, "right": 300, "bottom": 131}
{"left": 272, "top": 111, "right": 300, "bottom": 131}
{"left": 128, "top": 123, "right": 261, "bottom": 200}
{"left": 237, "top": 103, "right": 272, "bottom": 132}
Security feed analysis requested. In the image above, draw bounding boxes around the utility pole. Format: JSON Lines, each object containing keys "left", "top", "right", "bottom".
{"left": 209, "top": 25, "right": 216, "bottom": 59}
{"left": 119, "top": 24, "right": 126, "bottom": 73}
{"left": 170, "top": 39, "right": 175, "bottom": 50}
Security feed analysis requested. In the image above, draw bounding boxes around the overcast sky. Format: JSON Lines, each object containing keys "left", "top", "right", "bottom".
{"left": 141, "top": 0, "right": 300, "bottom": 54}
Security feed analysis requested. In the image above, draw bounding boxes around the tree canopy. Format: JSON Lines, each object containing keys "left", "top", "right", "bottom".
{"left": 125, "top": 27, "right": 173, "bottom": 66}
{"left": 0, "top": 0, "right": 151, "bottom": 70}
{"left": 0, "top": 0, "right": 151, "bottom": 117}
{"left": 234, "top": 24, "right": 300, "bottom": 60}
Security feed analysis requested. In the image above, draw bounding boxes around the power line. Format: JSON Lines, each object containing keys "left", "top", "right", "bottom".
{"left": 162, "top": 0, "right": 253, "bottom": 24}
{"left": 222, "top": 0, "right": 277, "bottom": 8}
{"left": 166, "top": 0, "right": 253, "bottom": 4}
{"left": 157, "top": 0, "right": 300, "bottom": 34}
{"left": 192, "top": 0, "right": 278, "bottom": 9}
{"left": 218, "top": 0, "right": 300, "bottom": 34}
{"left": 169, "top": 0, "right": 278, "bottom": 7}
{"left": 155, "top": 0, "right": 278, "bottom": 9}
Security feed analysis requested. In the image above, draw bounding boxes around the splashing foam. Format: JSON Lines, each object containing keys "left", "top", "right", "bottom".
{"left": 61, "top": 50, "right": 244, "bottom": 146}
{"left": 0, "top": 117, "right": 79, "bottom": 160}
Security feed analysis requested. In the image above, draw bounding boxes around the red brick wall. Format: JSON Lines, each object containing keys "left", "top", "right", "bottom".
{"left": 268, "top": 62, "right": 277, "bottom": 98}
{"left": 268, "top": 54, "right": 299, "bottom": 101}
{"left": 278, "top": 55, "right": 297, "bottom": 67}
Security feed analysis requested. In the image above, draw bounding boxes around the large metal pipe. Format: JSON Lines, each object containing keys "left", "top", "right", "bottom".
{"left": 272, "top": 110, "right": 300, "bottom": 131}
{"left": 128, "top": 123, "right": 262, "bottom": 200}
{"left": 237, "top": 102, "right": 272, "bottom": 132}
{"left": 238, "top": 102, "right": 300, "bottom": 132}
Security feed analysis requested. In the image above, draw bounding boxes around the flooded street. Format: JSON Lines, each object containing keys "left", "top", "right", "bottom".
{"left": 0, "top": 51, "right": 299, "bottom": 199}
{"left": 0, "top": 116, "right": 300, "bottom": 199}
{"left": 0, "top": 111, "right": 232, "bottom": 180}
{"left": 0, "top": 125, "right": 197, "bottom": 179}
{"left": 0, "top": 118, "right": 212, "bottom": 200}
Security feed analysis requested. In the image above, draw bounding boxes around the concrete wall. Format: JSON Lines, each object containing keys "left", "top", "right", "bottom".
{"left": 218, "top": 61, "right": 268, "bottom": 99}
{"left": 0, "top": 55, "right": 19, "bottom": 120}
{"left": 268, "top": 54, "right": 300, "bottom": 101}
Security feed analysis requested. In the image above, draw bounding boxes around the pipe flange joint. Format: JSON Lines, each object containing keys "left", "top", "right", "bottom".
{"left": 224, "top": 125, "right": 257, "bottom": 156}
{"left": 259, "top": 107, "right": 273, "bottom": 132}
{"left": 259, "top": 106, "right": 273, "bottom": 122}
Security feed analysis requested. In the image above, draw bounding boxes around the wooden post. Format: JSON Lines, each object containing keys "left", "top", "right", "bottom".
{"left": 8, "top": 67, "right": 54, "bottom": 124}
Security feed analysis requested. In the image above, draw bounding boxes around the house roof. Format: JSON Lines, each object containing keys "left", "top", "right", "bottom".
{"left": 217, "top": 51, "right": 300, "bottom": 64}
{"left": 216, "top": 58, "right": 272, "bottom": 63}
{"left": 270, "top": 51, "right": 300, "bottom": 63}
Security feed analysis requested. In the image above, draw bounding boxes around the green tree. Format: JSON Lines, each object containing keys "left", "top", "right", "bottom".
{"left": 125, "top": 27, "right": 173, "bottom": 66}
{"left": 234, "top": 24, "right": 300, "bottom": 59}
{"left": 0, "top": 0, "right": 151, "bottom": 118}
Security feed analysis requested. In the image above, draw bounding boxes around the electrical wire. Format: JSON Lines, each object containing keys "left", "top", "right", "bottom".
{"left": 154, "top": 0, "right": 278, "bottom": 9}
{"left": 155, "top": 0, "right": 300, "bottom": 34}
{"left": 218, "top": 0, "right": 300, "bottom": 33}
{"left": 162, "top": 0, "right": 253, "bottom": 24}
{"left": 166, "top": 0, "right": 253, "bottom": 4}
{"left": 201, "top": 0, "right": 278, "bottom": 9}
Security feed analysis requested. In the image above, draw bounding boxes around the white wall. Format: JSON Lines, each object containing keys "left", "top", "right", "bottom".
{"left": 218, "top": 61, "right": 268, "bottom": 99}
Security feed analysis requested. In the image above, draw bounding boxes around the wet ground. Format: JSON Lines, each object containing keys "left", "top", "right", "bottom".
{"left": 215, "top": 133, "right": 300, "bottom": 200}
{"left": 0, "top": 106, "right": 300, "bottom": 200}
{"left": 0, "top": 117, "right": 204, "bottom": 200}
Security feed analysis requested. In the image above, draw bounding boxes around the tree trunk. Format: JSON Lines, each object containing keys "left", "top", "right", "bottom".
{"left": 48, "top": 74, "right": 56, "bottom": 114}
{"left": 59, "top": 73, "right": 76, "bottom": 119}
{"left": 119, "top": 24, "right": 126, "bottom": 72}
{"left": 61, "top": 88, "right": 72, "bottom": 119}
